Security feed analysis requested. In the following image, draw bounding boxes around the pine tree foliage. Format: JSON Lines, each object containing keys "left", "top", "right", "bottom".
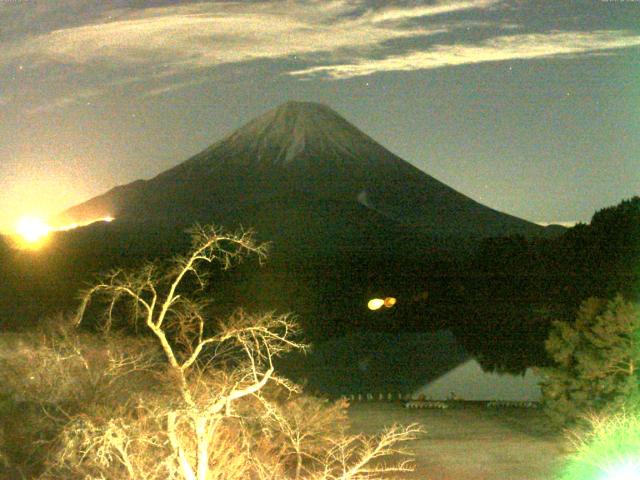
{"left": 538, "top": 295, "right": 640, "bottom": 425}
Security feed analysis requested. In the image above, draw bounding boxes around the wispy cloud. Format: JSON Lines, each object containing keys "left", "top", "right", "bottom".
{"left": 366, "top": 0, "right": 501, "bottom": 23}
{"left": 23, "top": 78, "right": 141, "bottom": 114}
{"left": 4, "top": 1, "right": 639, "bottom": 109}
{"left": 24, "top": 89, "right": 101, "bottom": 114}
{"left": 0, "top": 0, "right": 496, "bottom": 108}
{"left": 3, "top": 1, "right": 439, "bottom": 69}
{"left": 141, "top": 77, "right": 211, "bottom": 98}
{"left": 290, "top": 30, "right": 640, "bottom": 79}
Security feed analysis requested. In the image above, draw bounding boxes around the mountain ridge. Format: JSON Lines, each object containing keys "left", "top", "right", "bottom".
{"left": 56, "top": 101, "right": 548, "bottom": 240}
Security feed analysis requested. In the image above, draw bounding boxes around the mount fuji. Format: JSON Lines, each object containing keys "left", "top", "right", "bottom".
{"left": 56, "top": 101, "right": 548, "bottom": 252}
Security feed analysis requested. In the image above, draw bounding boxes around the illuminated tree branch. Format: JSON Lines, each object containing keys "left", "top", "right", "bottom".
{"left": 35, "top": 225, "right": 421, "bottom": 480}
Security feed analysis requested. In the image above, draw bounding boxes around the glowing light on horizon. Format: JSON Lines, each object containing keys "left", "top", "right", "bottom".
{"left": 367, "top": 297, "right": 397, "bottom": 311}
{"left": 15, "top": 217, "right": 50, "bottom": 244}
{"left": 55, "top": 216, "right": 114, "bottom": 232}
{"left": 13, "top": 215, "right": 115, "bottom": 249}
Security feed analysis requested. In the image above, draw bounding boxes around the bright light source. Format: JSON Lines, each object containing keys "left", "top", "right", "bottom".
{"left": 56, "top": 216, "right": 115, "bottom": 232}
{"left": 368, "top": 298, "right": 385, "bottom": 310}
{"left": 604, "top": 461, "right": 640, "bottom": 480}
{"left": 13, "top": 215, "right": 115, "bottom": 250}
{"left": 15, "top": 216, "right": 51, "bottom": 244}
{"left": 368, "top": 297, "right": 398, "bottom": 311}
{"left": 384, "top": 297, "right": 397, "bottom": 308}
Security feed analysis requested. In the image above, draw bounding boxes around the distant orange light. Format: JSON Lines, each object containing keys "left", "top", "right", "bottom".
{"left": 13, "top": 215, "right": 115, "bottom": 250}
{"left": 367, "top": 297, "right": 397, "bottom": 310}
{"left": 56, "top": 216, "right": 114, "bottom": 232}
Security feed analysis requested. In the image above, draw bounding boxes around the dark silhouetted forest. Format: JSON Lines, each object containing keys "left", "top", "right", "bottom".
{"left": 0, "top": 197, "right": 638, "bottom": 380}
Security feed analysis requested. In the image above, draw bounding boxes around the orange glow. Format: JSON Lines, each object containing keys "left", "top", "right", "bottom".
{"left": 13, "top": 215, "right": 114, "bottom": 249}
{"left": 368, "top": 297, "right": 397, "bottom": 311}
{"left": 55, "top": 216, "right": 114, "bottom": 231}
{"left": 15, "top": 217, "right": 51, "bottom": 244}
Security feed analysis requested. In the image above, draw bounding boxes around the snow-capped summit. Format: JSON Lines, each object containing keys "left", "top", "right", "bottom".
{"left": 174, "top": 100, "right": 406, "bottom": 172}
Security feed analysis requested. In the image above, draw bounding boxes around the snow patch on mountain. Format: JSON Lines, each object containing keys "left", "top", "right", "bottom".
{"left": 213, "top": 101, "right": 398, "bottom": 168}
{"left": 357, "top": 190, "right": 373, "bottom": 209}
{"left": 283, "top": 131, "right": 306, "bottom": 163}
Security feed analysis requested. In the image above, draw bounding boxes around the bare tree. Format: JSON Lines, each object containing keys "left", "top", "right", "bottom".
{"left": 0, "top": 313, "right": 162, "bottom": 479}
{"left": 38, "top": 225, "right": 421, "bottom": 480}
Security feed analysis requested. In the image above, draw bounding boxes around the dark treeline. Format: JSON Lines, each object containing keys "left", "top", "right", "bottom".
{"left": 0, "top": 197, "right": 638, "bottom": 383}
{"left": 453, "top": 196, "right": 640, "bottom": 373}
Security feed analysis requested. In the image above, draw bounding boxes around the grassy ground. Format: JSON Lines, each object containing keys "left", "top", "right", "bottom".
{"left": 348, "top": 402, "right": 568, "bottom": 480}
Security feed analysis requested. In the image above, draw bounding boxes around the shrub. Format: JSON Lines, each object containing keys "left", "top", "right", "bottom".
{"left": 538, "top": 295, "right": 640, "bottom": 426}
{"left": 560, "top": 409, "right": 640, "bottom": 480}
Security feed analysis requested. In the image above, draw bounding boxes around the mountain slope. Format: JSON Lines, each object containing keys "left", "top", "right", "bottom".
{"left": 56, "top": 101, "right": 546, "bottom": 240}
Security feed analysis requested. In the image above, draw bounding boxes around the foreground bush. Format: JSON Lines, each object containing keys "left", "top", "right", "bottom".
{"left": 538, "top": 295, "right": 640, "bottom": 426}
{"left": 1, "top": 225, "right": 421, "bottom": 479}
{"left": 560, "top": 409, "right": 640, "bottom": 480}
{"left": 0, "top": 317, "right": 161, "bottom": 478}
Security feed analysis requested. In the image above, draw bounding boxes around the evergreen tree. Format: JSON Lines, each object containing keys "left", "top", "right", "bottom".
{"left": 538, "top": 295, "right": 640, "bottom": 425}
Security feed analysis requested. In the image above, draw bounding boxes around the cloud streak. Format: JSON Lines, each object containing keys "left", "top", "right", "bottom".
{"left": 290, "top": 30, "right": 640, "bottom": 79}
{"left": 366, "top": 0, "right": 501, "bottom": 23}
{"left": 0, "top": 0, "right": 495, "bottom": 108}
{"left": 3, "top": 1, "right": 440, "bottom": 69}
{"left": 4, "top": 0, "right": 639, "bottom": 109}
{"left": 24, "top": 87, "right": 104, "bottom": 114}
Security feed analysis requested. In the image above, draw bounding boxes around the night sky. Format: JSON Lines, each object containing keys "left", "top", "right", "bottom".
{"left": 1, "top": 0, "right": 638, "bottom": 232}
